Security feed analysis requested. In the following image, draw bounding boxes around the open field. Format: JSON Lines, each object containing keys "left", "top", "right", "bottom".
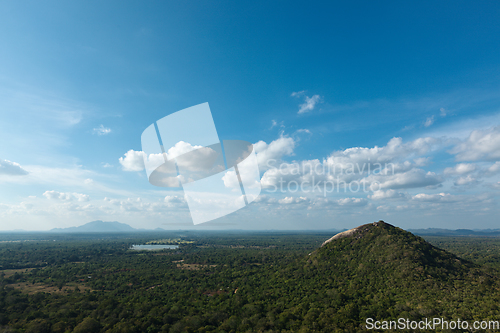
{"left": 6, "top": 281, "right": 92, "bottom": 294}
{"left": 176, "top": 263, "right": 218, "bottom": 270}
{"left": 1, "top": 268, "right": 36, "bottom": 278}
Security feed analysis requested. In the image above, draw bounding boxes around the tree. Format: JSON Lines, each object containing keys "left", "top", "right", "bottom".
{"left": 72, "top": 317, "right": 101, "bottom": 333}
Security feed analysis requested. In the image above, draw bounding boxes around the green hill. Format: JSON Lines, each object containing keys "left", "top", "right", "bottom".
{"left": 272, "top": 221, "right": 500, "bottom": 331}
{"left": 311, "top": 221, "right": 478, "bottom": 283}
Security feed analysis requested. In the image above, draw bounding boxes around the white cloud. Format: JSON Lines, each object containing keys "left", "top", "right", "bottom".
{"left": 0, "top": 194, "right": 195, "bottom": 230}
{"left": 120, "top": 142, "right": 215, "bottom": 175}
{"left": 93, "top": 125, "right": 111, "bottom": 135}
{"left": 254, "top": 136, "right": 295, "bottom": 169}
{"left": 296, "top": 129, "right": 311, "bottom": 134}
{"left": 487, "top": 161, "right": 500, "bottom": 174}
{"left": 444, "top": 163, "right": 476, "bottom": 175}
{"left": 43, "top": 190, "right": 90, "bottom": 202}
{"left": 73, "top": 193, "right": 91, "bottom": 202}
{"left": 0, "top": 164, "right": 132, "bottom": 197}
{"left": 102, "top": 163, "right": 113, "bottom": 168}
{"left": 454, "top": 175, "right": 478, "bottom": 186}
{"left": 260, "top": 136, "right": 444, "bottom": 192}
{"left": 165, "top": 141, "right": 203, "bottom": 160}
{"left": 164, "top": 196, "right": 187, "bottom": 207}
{"left": 306, "top": 197, "right": 368, "bottom": 209}
{"left": 278, "top": 196, "right": 308, "bottom": 205}
{"left": 164, "top": 141, "right": 219, "bottom": 174}
{"left": 412, "top": 192, "right": 461, "bottom": 203}
{"left": 440, "top": 107, "right": 447, "bottom": 117}
{"left": 414, "top": 157, "right": 431, "bottom": 167}
{"left": 291, "top": 91, "right": 305, "bottom": 97}
{"left": 0, "top": 159, "right": 28, "bottom": 176}
{"left": 337, "top": 197, "right": 367, "bottom": 206}
{"left": 369, "top": 189, "right": 407, "bottom": 200}
{"left": 119, "top": 150, "right": 146, "bottom": 171}
{"left": 364, "top": 169, "right": 442, "bottom": 190}
{"left": 424, "top": 116, "right": 435, "bottom": 127}
{"left": 43, "top": 190, "right": 72, "bottom": 201}
{"left": 450, "top": 126, "right": 500, "bottom": 161}
{"left": 326, "top": 136, "right": 439, "bottom": 168}
{"left": 298, "top": 94, "right": 322, "bottom": 114}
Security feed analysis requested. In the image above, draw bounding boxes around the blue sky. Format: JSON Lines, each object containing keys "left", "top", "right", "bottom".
{"left": 1, "top": 1, "right": 500, "bottom": 230}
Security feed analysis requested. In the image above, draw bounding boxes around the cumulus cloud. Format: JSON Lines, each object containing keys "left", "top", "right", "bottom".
{"left": 0, "top": 194, "right": 195, "bottom": 230}
{"left": 167, "top": 142, "right": 220, "bottom": 174}
{"left": 93, "top": 125, "right": 111, "bottom": 135}
{"left": 120, "top": 142, "right": 218, "bottom": 175}
{"left": 43, "top": 190, "right": 90, "bottom": 202}
{"left": 278, "top": 196, "right": 309, "bottom": 205}
{"left": 254, "top": 196, "right": 368, "bottom": 210}
{"left": 73, "top": 193, "right": 91, "bottom": 201}
{"left": 164, "top": 196, "right": 187, "bottom": 207}
{"left": 444, "top": 163, "right": 476, "bottom": 175}
{"left": 260, "top": 136, "right": 444, "bottom": 193}
{"left": 454, "top": 175, "right": 478, "bottom": 186}
{"left": 337, "top": 197, "right": 367, "bottom": 206}
{"left": 119, "top": 150, "right": 146, "bottom": 171}
{"left": 450, "top": 126, "right": 500, "bottom": 161}
{"left": 364, "top": 169, "right": 442, "bottom": 190}
{"left": 325, "top": 137, "right": 439, "bottom": 169}
{"left": 0, "top": 159, "right": 28, "bottom": 176}
{"left": 369, "top": 189, "right": 407, "bottom": 200}
{"left": 487, "top": 161, "right": 500, "bottom": 174}
{"left": 253, "top": 195, "right": 278, "bottom": 205}
{"left": 102, "top": 196, "right": 188, "bottom": 213}
{"left": 164, "top": 141, "right": 203, "bottom": 160}
{"left": 254, "top": 136, "right": 295, "bottom": 169}
{"left": 307, "top": 197, "right": 368, "bottom": 209}
{"left": 413, "top": 157, "right": 430, "bottom": 167}
{"left": 412, "top": 192, "right": 461, "bottom": 203}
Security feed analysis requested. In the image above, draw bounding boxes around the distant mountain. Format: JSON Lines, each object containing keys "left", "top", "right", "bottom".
{"left": 409, "top": 227, "right": 500, "bottom": 236}
{"left": 50, "top": 220, "right": 136, "bottom": 233}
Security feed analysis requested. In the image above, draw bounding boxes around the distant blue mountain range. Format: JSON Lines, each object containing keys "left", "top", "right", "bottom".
{"left": 409, "top": 228, "right": 500, "bottom": 236}
{"left": 50, "top": 220, "right": 139, "bottom": 233}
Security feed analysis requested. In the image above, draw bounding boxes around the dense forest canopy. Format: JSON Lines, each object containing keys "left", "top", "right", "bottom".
{"left": 1, "top": 223, "right": 500, "bottom": 332}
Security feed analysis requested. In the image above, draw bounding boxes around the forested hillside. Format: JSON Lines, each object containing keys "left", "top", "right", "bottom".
{"left": 1, "top": 223, "right": 500, "bottom": 332}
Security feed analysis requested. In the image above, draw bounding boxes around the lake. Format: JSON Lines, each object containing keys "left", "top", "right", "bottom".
{"left": 130, "top": 244, "right": 179, "bottom": 251}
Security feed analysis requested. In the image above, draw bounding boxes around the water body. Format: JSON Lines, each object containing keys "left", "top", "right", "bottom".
{"left": 130, "top": 244, "right": 179, "bottom": 251}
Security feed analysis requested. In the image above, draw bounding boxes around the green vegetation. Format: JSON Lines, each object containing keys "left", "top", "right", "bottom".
{"left": 0, "top": 224, "right": 500, "bottom": 332}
